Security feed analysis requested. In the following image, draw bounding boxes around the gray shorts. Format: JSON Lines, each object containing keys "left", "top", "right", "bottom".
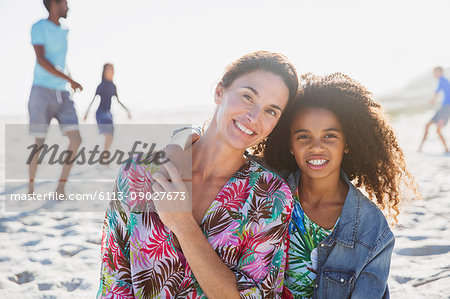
{"left": 28, "top": 85, "right": 79, "bottom": 138}
{"left": 431, "top": 105, "right": 450, "bottom": 126}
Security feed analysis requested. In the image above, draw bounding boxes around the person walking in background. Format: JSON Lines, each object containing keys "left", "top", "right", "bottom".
{"left": 418, "top": 66, "right": 450, "bottom": 153}
{"left": 83, "top": 63, "right": 131, "bottom": 164}
{"left": 28, "top": 0, "right": 83, "bottom": 196}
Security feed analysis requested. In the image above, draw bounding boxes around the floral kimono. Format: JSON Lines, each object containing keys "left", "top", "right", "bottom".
{"left": 98, "top": 157, "right": 293, "bottom": 298}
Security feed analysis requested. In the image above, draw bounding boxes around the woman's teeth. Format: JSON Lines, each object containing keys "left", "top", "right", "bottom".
{"left": 307, "top": 159, "right": 328, "bottom": 166}
{"left": 235, "top": 121, "right": 254, "bottom": 135}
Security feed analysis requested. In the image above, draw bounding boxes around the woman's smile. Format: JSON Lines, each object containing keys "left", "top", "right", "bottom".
{"left": 214, "top": 70, "right": 289, "bottom": 150}
{"left": 233, "top": 120, "right": 255, "bottom": 136}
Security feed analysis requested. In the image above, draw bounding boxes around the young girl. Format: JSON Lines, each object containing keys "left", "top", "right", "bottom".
{"left": 263, "top": 73, "right": 418, "bottom": 298}
{"left": 97, "top": 52, "right": 299, "bottom": 298}
{"left": 84, "top": 63, "right": 131, "bottom": 162}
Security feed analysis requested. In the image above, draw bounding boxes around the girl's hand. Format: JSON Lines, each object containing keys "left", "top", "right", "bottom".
{"left": 83, "top": 114, "right": 88, "bottom": 122}
{"left": 152, "top": 161, "right": 194, "bottom": 234}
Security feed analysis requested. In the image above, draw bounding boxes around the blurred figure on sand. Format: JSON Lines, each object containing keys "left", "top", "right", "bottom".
{"left": 28, "top": 0, "right": 83, "bottom": 196}
{"left": 418, "top": 66, "right": 450, "bottom": 153}
{"left": 83, "top": 63, "right": 131, "bottom": 163}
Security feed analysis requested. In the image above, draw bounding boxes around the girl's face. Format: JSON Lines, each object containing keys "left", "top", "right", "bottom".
{"left": 290, "top": 107, "right": 347, "bottom": 180}
{"left": 104, "top": 65, "right": 114, "bottom": 81}
{"left": 214, "top": 70, "right": 289, "bottom": 150}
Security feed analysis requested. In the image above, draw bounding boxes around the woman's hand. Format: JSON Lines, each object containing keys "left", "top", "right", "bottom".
{"left": 152, "top": 160, "right": 194, "bottom": 234}
{"left": 153, "top": 160, "right": 240, "bottom": 299}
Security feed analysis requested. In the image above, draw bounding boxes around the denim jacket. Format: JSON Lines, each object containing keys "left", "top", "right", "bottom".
{"left": 284, "top": 170, "right": 395, "bottom": 299}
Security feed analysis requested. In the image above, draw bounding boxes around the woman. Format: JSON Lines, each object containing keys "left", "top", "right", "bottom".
{"left": 97, "top": 51, "right": 299, "bottom": 298}
{"left": 263, "top": 73, "right": 419, "bottom": 298}
{"left": 84, "top": 63, "right": 131, "bottom": 163}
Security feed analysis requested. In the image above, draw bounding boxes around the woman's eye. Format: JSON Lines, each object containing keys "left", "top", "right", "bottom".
{"left": 297, "top": 135, "right": 309, "bottom": 140}
{"left": 266, "top": 109, "right": 277, "bottom": 117}
{"left": 243, "top": 94, "right": 252, "bottom": 102}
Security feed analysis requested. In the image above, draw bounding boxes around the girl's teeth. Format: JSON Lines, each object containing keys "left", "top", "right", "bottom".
{"left": 308, "top": 159, "right": 327, "bottom": 166}
{"left": 235, "top": 121, "right": 254, "bottom": 135}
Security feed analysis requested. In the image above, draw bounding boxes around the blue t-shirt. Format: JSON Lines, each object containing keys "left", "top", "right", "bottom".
{"left": 95, "top": 80, "right": 117, "bottom": 112}
{"left": 436, "top": 76, "right": 450, "bottom": 106}
{"left": 31, "top": 19, "right": 69, "bottom": 91}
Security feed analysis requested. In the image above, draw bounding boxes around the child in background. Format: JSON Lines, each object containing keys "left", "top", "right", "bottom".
{"left": 84, "top": 63, "right": 131, "bottom": 163}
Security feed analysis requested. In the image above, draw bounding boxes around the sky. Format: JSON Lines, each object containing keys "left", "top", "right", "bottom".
{"left": 1, "top": 0, "right": 450, "bottom": 117}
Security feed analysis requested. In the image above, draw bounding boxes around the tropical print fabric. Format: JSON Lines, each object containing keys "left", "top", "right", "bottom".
{"left": 97, "top": 157, "right": 293, "bottom": 298}
{"left": 283, "top": 188, "right": 338, "bottom": 299}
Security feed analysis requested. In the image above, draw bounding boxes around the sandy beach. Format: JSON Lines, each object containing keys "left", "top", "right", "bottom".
{"left": 0, "top": 108, "right": 449, "bottom": 298}
{"left": 387, "top": 113, "right": 450, "bottom": 298}
{"left": 3, "top": 0, "right": 450, "bottom": 297}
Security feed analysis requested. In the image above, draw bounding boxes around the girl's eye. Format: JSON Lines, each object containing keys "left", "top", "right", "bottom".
{"left": 325, "top": 134, "right": 337, "bottom": 139}
{"left": 297, "top": 135, "right": 309, "bottom": 140}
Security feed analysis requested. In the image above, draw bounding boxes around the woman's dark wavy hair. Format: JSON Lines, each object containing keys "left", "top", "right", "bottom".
{"left": 262, "top": 73, "right": 419, "bottom": 223}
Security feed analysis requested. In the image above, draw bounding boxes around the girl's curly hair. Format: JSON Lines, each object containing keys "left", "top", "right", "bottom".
{"left": 261, "top": 73, "right": 419, "bottom": 223}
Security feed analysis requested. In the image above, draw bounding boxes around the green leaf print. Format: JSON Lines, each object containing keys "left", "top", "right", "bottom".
{"left": 126, "top": 213, "right": 137, "bottom": 235}
{"left": 249, "top": 171, "right": 260, "bottom": 187}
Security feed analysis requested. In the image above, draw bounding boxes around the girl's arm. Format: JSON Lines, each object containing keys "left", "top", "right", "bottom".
{"left": 83, "top": 96, "right": 97, "bottom": 121}
{"left": 114, "top": 92, "right": 131, "bottom": 119}
{"left": 351, "top": 229, "right": 395, "bottom": 299}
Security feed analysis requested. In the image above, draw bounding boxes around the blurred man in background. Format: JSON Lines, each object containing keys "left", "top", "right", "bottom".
{"left": 418, "top": 66, "right": 450, "bottom": 153}
{"left": 28, "top": 0, "right": 83, "bottom": 196}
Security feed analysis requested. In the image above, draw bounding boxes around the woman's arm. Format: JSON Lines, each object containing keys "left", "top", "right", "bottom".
{"left": 152, "top": 162, "right": 240, "bottom": 298}
{"left": 175, "top": 217, "right": 242, "bottom": 298}
{"left": 97, "top": 170, "right": 134, "bottom": 298}
{"left": 351, "top": 229, "right": 395, "bottom": 299}
{"left": 153, "top": 162, "right": 292, "bottom": 298}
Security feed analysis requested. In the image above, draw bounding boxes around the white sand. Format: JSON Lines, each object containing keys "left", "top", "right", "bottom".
{"left": 388, "top": 113, "right": 450, "bottom": 299}
{"left": 1, "top": 109, "right": 450, "bottom": 298}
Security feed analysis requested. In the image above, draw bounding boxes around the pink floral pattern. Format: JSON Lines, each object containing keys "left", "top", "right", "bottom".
{"left": 98, "top": 158, "right": 293, "bottom": 298}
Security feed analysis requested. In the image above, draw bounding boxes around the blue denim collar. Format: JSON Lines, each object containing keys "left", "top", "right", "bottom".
{"left": 326, "top": 172, "right": 360, "bottom": 248}
{"left": 287, "top": 169, "right": 360, "bottom": 248}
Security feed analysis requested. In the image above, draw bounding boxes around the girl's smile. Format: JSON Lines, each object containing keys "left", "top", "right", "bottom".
{"left": 306, "top": 156, "right": 329, "bottom": 170}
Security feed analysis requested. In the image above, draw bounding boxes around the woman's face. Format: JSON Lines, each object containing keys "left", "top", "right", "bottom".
{"left": 214, "top": 70, "right": 290, "bottom": 150}
{"left": 290, "top": 107, "right": 346, "bottom": 180}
